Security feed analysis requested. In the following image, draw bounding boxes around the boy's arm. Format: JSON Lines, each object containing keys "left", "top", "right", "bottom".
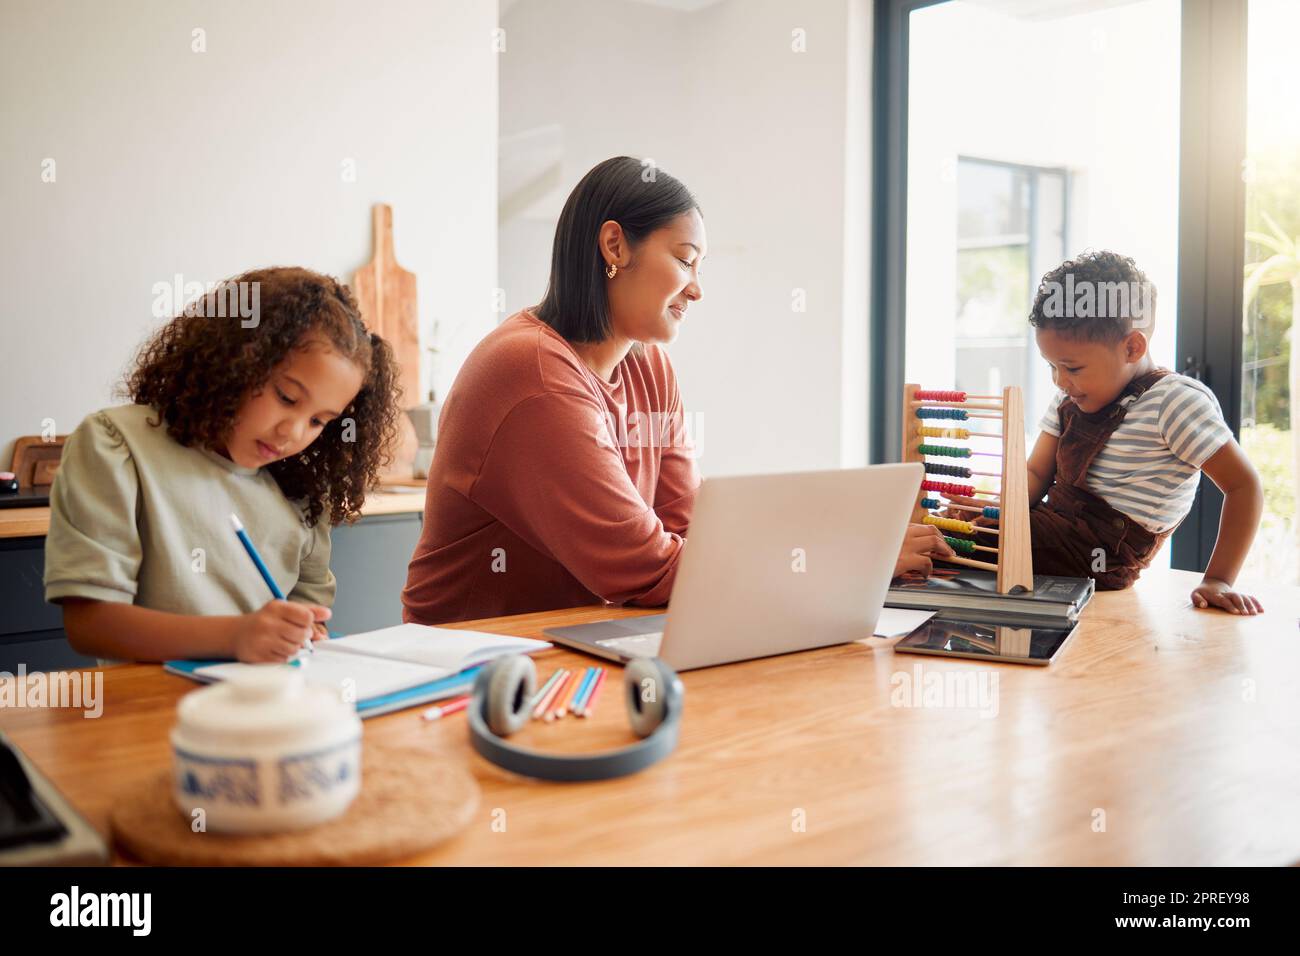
{"left": 941, "top": 431, "right": 1058, "bottom": 518}
{"left": 1192, "top": 439, "right": 1265, "bottom": 614}
{"left": 1025, "top": 431, "right": 1059, "bottom": 505}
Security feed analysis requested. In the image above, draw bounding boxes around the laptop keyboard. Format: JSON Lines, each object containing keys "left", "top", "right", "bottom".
{"left": 594, "top": 633, "right": 663, "bottom": 657}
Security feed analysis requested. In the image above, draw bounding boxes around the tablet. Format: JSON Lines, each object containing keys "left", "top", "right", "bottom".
{"left": 893, "top": 613, "right": 1077, "bottom": 665}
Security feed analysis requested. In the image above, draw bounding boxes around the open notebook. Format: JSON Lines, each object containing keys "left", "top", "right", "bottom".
{"left": 164, "top": 624, "right": 551, "bottom": 718}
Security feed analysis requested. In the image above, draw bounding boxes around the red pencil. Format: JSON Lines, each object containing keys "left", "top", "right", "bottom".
{"left": 421, "top": 695, "right": 470, "bottom": 721}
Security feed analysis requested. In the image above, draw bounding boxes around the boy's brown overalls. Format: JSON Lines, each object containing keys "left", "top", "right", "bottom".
{"left": 1026, "top": 368, "right": 1176, "bottom": 590}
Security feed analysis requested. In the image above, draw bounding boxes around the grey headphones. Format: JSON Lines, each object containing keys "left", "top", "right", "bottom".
{"left": 467, "top": 656, "right": 684, "bottom": 782}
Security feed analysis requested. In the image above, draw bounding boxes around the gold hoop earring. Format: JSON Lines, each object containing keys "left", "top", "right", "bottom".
{"left": 605, "top": 263, "right": 618, "bottom": 279}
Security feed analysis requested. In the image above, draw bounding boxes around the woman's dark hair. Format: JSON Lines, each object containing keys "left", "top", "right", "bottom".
{"left": 536, "top": 156, "right": 700, "bottom": 343}
{"left": 122, "top": 266, "right": 401, "bottom": 527}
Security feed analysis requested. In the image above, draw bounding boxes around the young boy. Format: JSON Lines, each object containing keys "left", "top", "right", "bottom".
{"left": 1023, "top": 250, "right": 1263, "bottom": 613}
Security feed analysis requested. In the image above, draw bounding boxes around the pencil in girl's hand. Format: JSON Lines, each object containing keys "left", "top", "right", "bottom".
{"left": 230, "top": 511, "right": 312, "bottom": 657}
{"left": 230, "top": 512, "right": 285, "bottom": 599}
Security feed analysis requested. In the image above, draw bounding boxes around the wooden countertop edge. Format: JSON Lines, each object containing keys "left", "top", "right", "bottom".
{"left": 0, "top": 488, "right": 425, "bottom": 539}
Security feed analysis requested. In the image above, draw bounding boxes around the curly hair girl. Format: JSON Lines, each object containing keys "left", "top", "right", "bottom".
{"left": 124, "top": 266, "right": 401, "bottom": 527}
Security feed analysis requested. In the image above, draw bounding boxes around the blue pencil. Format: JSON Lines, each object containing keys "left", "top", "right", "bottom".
{"left": 230, "top": 512, "right": 311, "bottom": 656}
{"left": 230, "top": 512, "right": 285, "bottom": 599}
{"left": 571, "top": 667, "right": 599, "bottom": 716}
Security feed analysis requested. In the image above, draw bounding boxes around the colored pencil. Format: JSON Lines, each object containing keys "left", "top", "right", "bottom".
{"left": 566, "top": 667, "right": 598, "bottom": 718}
{"left": 581, "top": 667, "right": 609, "bottom": 718}
{"left": 526, "top": 668, "right": 566, "bottom": 715}
{"left": 534, "top": 669, "right": 571, "bottom": 720}
{"left": 549, "top": 667, "right": 585, "bottom": 721}
{"left": 573, "top": 666, "right": 603, "bottom": 716}
{"left": 421, "top": 695, "right": 470, "bottom": 721}
{"left": 230, "top": 511, "right": 312, "bottom": 657}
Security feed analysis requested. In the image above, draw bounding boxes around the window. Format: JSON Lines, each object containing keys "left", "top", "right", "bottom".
{"left": 952, "top": 158, "right": 1067, "bottom": 430}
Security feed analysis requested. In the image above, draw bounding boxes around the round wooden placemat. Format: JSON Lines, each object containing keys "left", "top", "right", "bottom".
{"left": 110, "top": 745, "right": 479, "bottom": 866}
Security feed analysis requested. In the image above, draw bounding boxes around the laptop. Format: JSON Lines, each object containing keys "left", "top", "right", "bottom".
{"left": 543, "top": 464, "right": 923, "bottom": 671}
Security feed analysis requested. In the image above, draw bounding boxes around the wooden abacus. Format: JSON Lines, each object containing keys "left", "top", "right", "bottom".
{"left": 901, "top": 384, "right": 1033, "bottom": 594}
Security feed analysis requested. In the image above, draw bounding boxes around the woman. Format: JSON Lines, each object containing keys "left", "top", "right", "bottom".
{"left": 402, "top": 157, "right": 951, "bottom": 625}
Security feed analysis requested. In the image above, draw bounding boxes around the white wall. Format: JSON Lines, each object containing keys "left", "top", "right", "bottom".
{"left": 499, "top": 0, "right": 872, "bottom": 477}
{"left": 0, "top": 0, "right": 499, "bottom": 466}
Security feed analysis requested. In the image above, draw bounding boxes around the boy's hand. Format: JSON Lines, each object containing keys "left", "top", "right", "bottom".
{"left": 234, "top": 600, "right": 331, "bottom": 662}
{"left": 941, "top": 493, "right": 995, "bottom": 526}
{"left": 1191, "top": 578, "right": 1264, "bottom": 616}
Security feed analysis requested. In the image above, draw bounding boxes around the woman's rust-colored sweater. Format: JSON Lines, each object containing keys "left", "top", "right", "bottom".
{"left": 402, "top": 310, "right": 698, "bottom": 625}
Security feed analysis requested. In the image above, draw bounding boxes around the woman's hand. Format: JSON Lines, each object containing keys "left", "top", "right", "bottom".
{"left": 234, "top": 600, "right": 331, "bottom": 662}
{"left": 893, "top": 524, "right": 956, "bottom": 579}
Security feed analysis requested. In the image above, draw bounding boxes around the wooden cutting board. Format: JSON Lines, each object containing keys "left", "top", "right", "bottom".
{"left": 10, "top": 435, "right": 67, "bottom": 487}
{"left": 353, "top": 204, "right": 420, "bottom": 480}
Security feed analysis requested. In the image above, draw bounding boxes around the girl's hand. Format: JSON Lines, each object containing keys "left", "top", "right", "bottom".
{"left": 893, "top": 524, "right": 956, "bottom": 579}
{"left": 234, "top": 600, "right": 332, "bottom": 662}
{"left": 1191, "top": 578, "right": 1264, "bottom": 616}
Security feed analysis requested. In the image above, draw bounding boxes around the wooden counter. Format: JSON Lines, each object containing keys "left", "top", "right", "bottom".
{"left": 0, "top": 489, "right": 425, "bottom": 540}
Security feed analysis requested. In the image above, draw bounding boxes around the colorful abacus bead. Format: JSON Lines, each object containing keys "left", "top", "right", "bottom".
{"left": 914, "top": 389, "right": 967, "bottom": 402}
{"left": 924, "top": 463, "right": 972, "bottom": 479}
{"left": 921, "top": 480, "right": 976, "bottom": 497}
{"left": 921, "top": 498, "right": 942, "bottom": 510}
{"left": 915, "top": 408, "right": 968, "bottom": 420}
{"left": 983, "top": 506, "right": 1000, "bottom": 520}
{"left": 918, "top": 443, "right": 972, "bottom": 458}
{"left": 945, "top": 536, "right": 976, "bottom": 554}
{"left": 923, "top": 515, "right": 976, "bottom": 534}
{"left": 917, "top": 425, "right": 971, "bottom": 440}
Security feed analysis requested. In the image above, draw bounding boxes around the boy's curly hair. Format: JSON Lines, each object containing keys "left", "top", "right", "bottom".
{"left": 1029, "top": 249, "right": 1156, "bottom": 343}
{"left": 122, "top": 266, "right": 401, "bottom": 527}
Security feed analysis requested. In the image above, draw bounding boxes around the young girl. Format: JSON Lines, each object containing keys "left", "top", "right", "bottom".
{"left": 44, "top": 267, "right": 401, "bottom": 662}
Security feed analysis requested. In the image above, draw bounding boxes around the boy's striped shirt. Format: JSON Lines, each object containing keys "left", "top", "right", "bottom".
{"left": 1037, "top": 372, "right": 1233, "bottom": 533}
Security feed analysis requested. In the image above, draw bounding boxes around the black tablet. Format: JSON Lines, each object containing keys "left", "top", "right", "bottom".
{"left": 894, "top": 613, "right": 1077, "bottom": 665}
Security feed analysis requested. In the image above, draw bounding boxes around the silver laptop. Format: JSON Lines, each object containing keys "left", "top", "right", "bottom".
{"left": 543, "top": 464, "right": 923, "bottom": 671}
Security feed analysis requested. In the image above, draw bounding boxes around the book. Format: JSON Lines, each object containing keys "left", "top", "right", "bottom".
{"left": 885, "top": 568, "right": 1095, "bottom": 624}
{"left": 164, "top": 623, "right": 551, "bottom": 719}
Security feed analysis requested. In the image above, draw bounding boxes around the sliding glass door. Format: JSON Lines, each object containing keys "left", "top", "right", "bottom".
{"left": 1240, "top": 0, "right": 1299, "bottom": 584}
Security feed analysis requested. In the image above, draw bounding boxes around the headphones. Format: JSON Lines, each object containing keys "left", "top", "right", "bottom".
{"left": 467, "top": 655, "right": 684, "bottom": 782}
